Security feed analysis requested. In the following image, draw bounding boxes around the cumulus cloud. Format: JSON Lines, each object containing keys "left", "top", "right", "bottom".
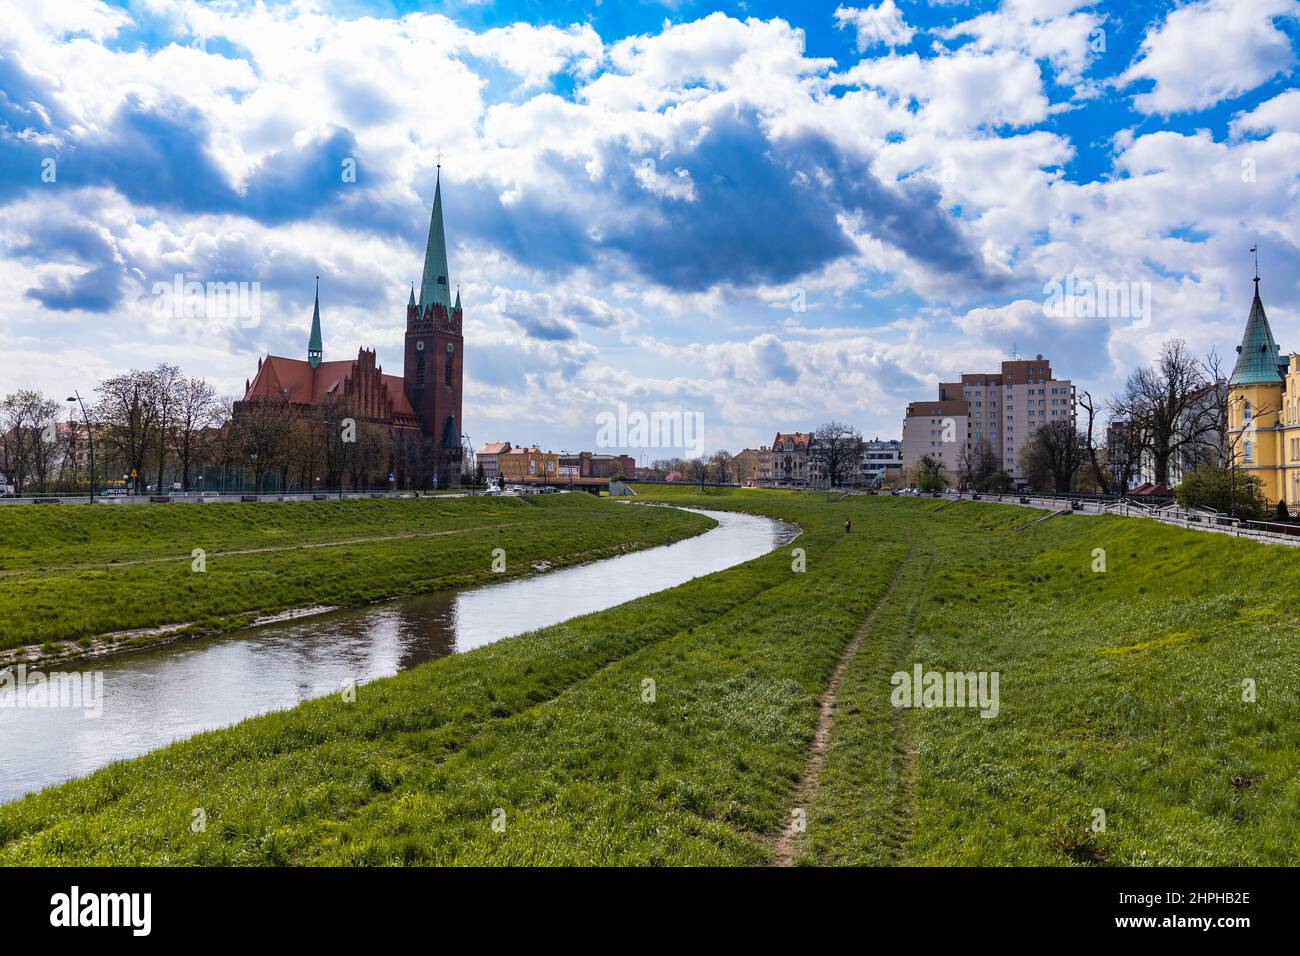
{"left": 1121, "top": 0, "right": 1299, "bottom": 114}
{"left": 833, "top": 2, "right": 916, "bottom": 51}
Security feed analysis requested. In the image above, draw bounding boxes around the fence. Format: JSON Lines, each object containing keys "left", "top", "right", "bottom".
{"left": 933, "top": 490, "right": 1300, "bottom": 548}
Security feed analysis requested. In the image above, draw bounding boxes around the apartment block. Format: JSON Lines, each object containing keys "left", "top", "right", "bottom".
{"left": 901, "top": 355, "right": 1076, "bottom": 485}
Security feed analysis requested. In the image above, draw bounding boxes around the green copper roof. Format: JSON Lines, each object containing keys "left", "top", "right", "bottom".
{"left": 308, "top": 276, "right": 323, "bottom": 369}
{"left": 1229, "top": 279, "right": 1284, "bottom": 386}
{"left": 418, "top": 171, "right": 451, "bottom": 312}
{"left": 408, "top": 284, "right": 416, "bottom": 308}
{"left": 453, "top": 286, "right": 461, "bottom": 311}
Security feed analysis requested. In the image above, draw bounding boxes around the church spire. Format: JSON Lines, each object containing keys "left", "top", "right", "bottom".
{"left": 308, "top": 276, "right": 323, "bottom": 369}
{"left": 418, "top": 168, "right": 451, "bottom": 312}
{"left": 1229, "top": 262, "right": 1283, "bottom": 387}
{"left": 454, "top": 285, "right": 461, "bottom": 311}
{"left": 408, "top": 283, "right": 416, "bottom": 309}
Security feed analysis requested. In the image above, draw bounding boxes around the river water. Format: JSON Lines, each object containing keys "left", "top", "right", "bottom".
{"left": 0, "top": 507, "right": 797, "bottom": 804}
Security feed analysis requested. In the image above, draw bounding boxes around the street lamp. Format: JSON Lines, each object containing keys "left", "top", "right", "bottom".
{"left": 66, "top": 392, "right": 95, "bottom": 503}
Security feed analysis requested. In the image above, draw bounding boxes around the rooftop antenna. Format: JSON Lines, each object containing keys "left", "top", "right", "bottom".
{"left": 1011, "top": 342, "right": 1019, "bottom": 360}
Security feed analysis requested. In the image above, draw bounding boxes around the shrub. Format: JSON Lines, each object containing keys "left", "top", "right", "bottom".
{"left": 1176, "top": 465, "right": 1267, "bottom": 520}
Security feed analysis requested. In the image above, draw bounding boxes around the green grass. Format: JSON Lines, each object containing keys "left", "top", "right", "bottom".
{"left": 3, "top": 487, "right": 1299, "bottom": 865}
{"left": 0, "top": 495, "right": 713, "bottom": 649}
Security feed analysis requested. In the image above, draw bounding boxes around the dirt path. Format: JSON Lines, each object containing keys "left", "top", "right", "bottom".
{"left": 772, "top": 556, "right": 911, "bottom": 867}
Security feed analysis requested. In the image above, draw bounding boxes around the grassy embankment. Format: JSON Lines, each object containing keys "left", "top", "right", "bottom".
{"left": 3, "top": 487, "right": 1298, "bottom": 865}
{"left": 0, "top": 494, "right": 713, "bottom": 653}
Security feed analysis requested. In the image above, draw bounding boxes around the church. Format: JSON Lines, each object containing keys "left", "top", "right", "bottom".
{"left": 238, "top": 172, "right": 465, "bottom": 488}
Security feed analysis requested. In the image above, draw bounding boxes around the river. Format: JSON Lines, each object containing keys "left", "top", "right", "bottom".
{"left": 0, "top": 506, "right": 797, "bottom": 804}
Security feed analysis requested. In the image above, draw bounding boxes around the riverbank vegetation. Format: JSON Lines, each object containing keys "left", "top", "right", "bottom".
{"left": 3, "top": 487, "right": 1298, "bottom": 865}
{"left": 0, "top": 495, "right": 713, "bottom": 651}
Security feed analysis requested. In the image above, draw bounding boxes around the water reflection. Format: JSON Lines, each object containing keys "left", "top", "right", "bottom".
{"left": 0, "top": 507, "right": 797, "bottom": 804}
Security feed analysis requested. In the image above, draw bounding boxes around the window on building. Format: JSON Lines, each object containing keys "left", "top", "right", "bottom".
{"left": 1245, "top": 440, "right": 1253, "bottom": 463}
{"left": 444, "top": 349, "right": 454, "bottom": 385}
{"left": 415, "top": 353, "right": 425, "bottom": 387}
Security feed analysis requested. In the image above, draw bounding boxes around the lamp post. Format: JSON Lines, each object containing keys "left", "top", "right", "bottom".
{"left": 66, "top": 392, "right": 95, "bottom": 503}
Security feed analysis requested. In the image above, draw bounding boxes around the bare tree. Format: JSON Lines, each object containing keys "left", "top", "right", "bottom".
{"left": 812, "top": 421, "right": 862, "bottom": 488}
{"left": 96, "top": 369, "right": 162, "bottom": 492}
{"left": 1078, "top": 390, "right": 1110, "bottom": 494}
{"left": 1111, "top": 339, "right": 1221, "bottom": 486}
{"left": 152, "top": 363, "right": 183, "bottom": 492}
{"left": 0, "top": 390, "right": 61, "bottom": 494}
{"left": 710, "top": 449, "right": 732, "bottom": 485}
{"left": 685, "top": 455, "right": 711, "bottom": 488}
{"left": 174, "top": 376, "right": 225, "bottom": 491}
{"left": 1019, "top": 419, "right": 1086, "bottom": 493}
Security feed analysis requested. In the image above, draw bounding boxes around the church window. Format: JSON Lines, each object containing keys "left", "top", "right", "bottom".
{"left": 416, "top": 353, "right": 425, "bottom": 387}
{"left": 1244, "top": 440, "right": 1253, "bottom": 463}
{"left": 445, "top": 350, "right": 454, "bottom": 385}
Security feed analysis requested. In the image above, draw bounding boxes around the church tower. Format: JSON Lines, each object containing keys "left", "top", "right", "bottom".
{"left": 404, "top": 168, "right": 464, "bottom": 489}
{"left": 1228, "top": 269, "right": 1286, "bottom": 504}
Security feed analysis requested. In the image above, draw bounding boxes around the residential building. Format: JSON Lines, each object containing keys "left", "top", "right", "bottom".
{"left": 1227, "top": 275, "right": 1299, "bottom": 505}
{"left": 859, "top": 438, "right": 902, "bottom": 486}
{"left": 731, "top": 447, "right": 768, "bottom": 485}
{"left": 901, "top": 356, "right": 1075, "bottom": 486}
{"left": 475, "top": 442, "right": 512, "bottom": 480}
{"left": 767, "top": 432, "right": 813, "bottom": 487}
{"left": 499, "top": 446, "right": 559, "bottom": 482}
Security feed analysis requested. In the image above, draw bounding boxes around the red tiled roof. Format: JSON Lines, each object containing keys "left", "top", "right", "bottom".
{"left": 244, "top": 354, "right": 416, "bottom": 418}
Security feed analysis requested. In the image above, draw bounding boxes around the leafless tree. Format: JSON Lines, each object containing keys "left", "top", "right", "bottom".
{"left": 151, "top": 363, "right": 183, "bottom": 492}
{"left": 1019, "top": 419, "right": 1086, "bottom": 493}
{"left": 0, "top": 390, "right": 61, "bottom": 494}
{"left": 95, "top": 369, "right": 162, "bottom": 492}
{"left": 685, "top": 455, "right": 711, "bottom": 488}
{"left": 174, "top": 376, "right": 225, "bottom": 491}
{"left": 709, "top": 449, "right": 732, "bottom": 485}
{"left": 1110, "top": 339, "right": 1221, "bottom": 486}
{"left": 1078, "top": 390, "right": 1110, "bottom": 494}
{"left": 812, "top": 421, "right": 862, "bottom": 488}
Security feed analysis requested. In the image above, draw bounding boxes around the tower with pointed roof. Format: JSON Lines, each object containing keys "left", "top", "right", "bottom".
{"left": 404, "top": 167, "right": 465, "bottom": 489}
{"left": 308, "top": 276, "right": 323, "bottom": 369}
{"left": 1228, "top": 265, "right": 1288, "bottom": 504}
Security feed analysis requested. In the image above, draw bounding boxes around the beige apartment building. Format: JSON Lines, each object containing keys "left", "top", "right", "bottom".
{"left": 901, "top": 356, "right": 1075, "bottom": 486}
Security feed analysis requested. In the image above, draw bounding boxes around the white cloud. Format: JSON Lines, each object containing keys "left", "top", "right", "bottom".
{"left": 1230, "top": 89, "right": 1300, "bottom": 135}
{"left": 833, "top": 2, "right": 916, "bottom": 51}
{"left": 943, "top": 0, "right": 1103, "bottom": 86}
{"left": 1121, "top": 0, "right": 1299, "bottom": 114}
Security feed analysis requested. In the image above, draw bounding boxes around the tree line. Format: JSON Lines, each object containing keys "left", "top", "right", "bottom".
{"left": 0, "top": 364, "right": 467, "bottom": 496}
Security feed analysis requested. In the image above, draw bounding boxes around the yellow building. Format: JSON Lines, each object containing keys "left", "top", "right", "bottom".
{"left": 1228, "top": 277, "right": 1293, "bottom": 504}
{"left": 498, "top": 445, "right": 559, "bottom": 482}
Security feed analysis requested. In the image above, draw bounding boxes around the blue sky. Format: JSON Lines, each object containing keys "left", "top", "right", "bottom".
{"left": 1, "top": 0, "right": 1298, "bottom": 458}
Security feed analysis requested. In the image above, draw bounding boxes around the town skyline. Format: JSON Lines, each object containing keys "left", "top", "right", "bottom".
{"left": 2, "top": 0, "right": 1298, "bottom": 456}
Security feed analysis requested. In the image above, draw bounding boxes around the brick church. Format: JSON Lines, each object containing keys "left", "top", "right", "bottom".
{"left": 238, "top": 171, "right": 465, "bottom": 488}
